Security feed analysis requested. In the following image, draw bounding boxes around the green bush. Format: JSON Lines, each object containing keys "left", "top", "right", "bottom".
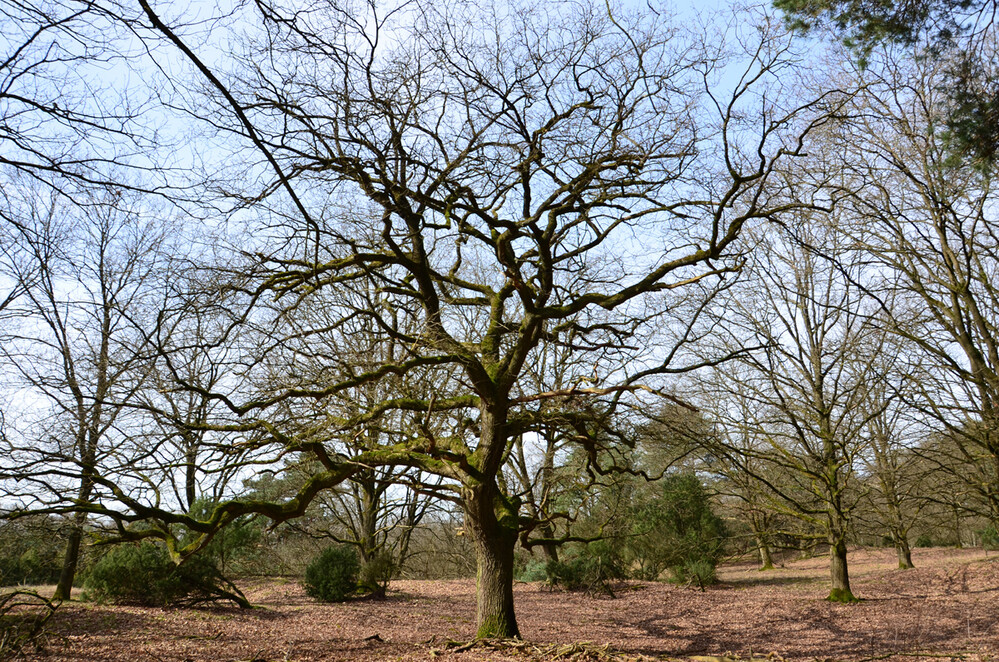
{"left": 0, "top": 517, "right": 64, "bottom": 586}
{"left": 629, "top": 473, "right": 726, "bottom": 586}
{"left": 980, "top": 525, "right": 999, "bottom": 550}
{"left": 671, "top": 558, "right": 716, "bottom": 588}
{"left": 184, "top": 499, "right": 263, "bottom": 577}
{"left": 914, "top": 534, "right": 934, "bottom": 548}
{"left": 84, "top": 542, "right": 248, "bottom": 607}
{"left": 303, "top": 546, "right": 359, "bottom": 603}
{"left": 517, "top": 559, "right": 549, "bottom": 582}
{"left": 544, "top": 541, "right": 624, "bottom": 594}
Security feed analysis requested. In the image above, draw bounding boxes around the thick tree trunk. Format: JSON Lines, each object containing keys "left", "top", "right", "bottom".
{"left": 359, "top": 476, "right": 379, "bottom": 564}
{"left": 896, "top": 537, "right": 914, "bottom": 569}
{"left": 463, "top": 482, "right": 520, "bottom": 639}
{"left": 827, "top": 536, "right": 857, "bottom": 602}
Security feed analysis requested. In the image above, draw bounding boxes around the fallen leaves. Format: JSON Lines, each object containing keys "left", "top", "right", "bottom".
{"left": 12, "top": 547, "right": 999, "bottom": 662}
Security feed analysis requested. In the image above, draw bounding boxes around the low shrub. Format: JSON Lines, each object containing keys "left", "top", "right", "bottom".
{"left": 84, "top": 542, "right": 249, "bottom": 607}
{"left": 980, "top": 525, "right": 999, "bottom": 550}
{"left": 517, "top": 559, "right": 548, "bottom": 582}
{"left": 670, "top": 558, "right": 716, "bottom": 589}
{"left": 0, "top": 517, "right": 64, "bottom": 587}
{"left": 631, "top": 473, "right": 726, "bottom": 587}
{"left": 303, "top": 546, "right": 359, "bottom": 603}
{"left": 544, "top": 541, "right": 623, "bottom": 595}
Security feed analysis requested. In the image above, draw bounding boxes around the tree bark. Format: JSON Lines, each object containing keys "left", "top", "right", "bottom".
{"left": 463, "top": 482, "right": 520, "bottom": 639}
{"left": 896, "top": 537, "right": 914, "bottom": 569}
{"left": 827, "top": 536, "right": 857, "bottom": 602}
{"left": 756, "top": 535, "right": 774, "bottom": 570}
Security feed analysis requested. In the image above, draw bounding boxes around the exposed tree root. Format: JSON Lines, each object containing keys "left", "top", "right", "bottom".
{"left": 429, "top": 637, "right": 661, "bottom": 661}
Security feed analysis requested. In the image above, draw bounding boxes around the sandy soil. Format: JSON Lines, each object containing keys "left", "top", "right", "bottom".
{"left": 10, "top": 547, "right": 999, "bottom": 661}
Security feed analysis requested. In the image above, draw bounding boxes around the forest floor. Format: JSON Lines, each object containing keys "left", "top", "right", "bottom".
{"left": 6, "top": 547, "right": 998, "bottom": 662}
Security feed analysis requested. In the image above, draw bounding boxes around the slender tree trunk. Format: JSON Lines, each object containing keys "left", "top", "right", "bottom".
{"left": 749, "top": 511, "right": 773, "bottom": 570}
{"left": 53, "top": 512, "right": 86, "bottom": 600}
{"left": 185, "top": 439, "right": 198, "bottom": 511}
{"left": 395, "top": 489, "right": 424, "bottom": 573}
{"left": 538, "top": 427, "right": 559, "bottom": 564}
{"left": 463, "top": 481, "right": 520, "bottom": 639}
{"left": 884, "top": 493, "right": 913, "bottom": 568}
{"left": 54, "top": 438, "right": 96, "bottom": 601}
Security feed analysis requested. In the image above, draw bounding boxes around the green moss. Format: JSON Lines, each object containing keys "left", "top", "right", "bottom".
{"left": 826, "top": 587, "right": 861, "bottom": 603}
{"left": 475, "top": 614, "right": 519, "bottom": 639}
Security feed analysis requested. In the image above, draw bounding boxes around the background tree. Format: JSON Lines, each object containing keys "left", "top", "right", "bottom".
{"left": 0, "top": 182, "right": 171, "bottom": 599}
{"left": 854, "top": 353, "right": 923, "bottom": 569}
{"left": 703, "top": 218, "right": 885, "bottom": 601}
{"left": 827, "top": 51, "right": 999, "bottom": 531}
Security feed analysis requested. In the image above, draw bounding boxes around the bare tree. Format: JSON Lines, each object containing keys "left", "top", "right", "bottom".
{"left": 0, "top": 181, "right": 171, "bottom": 599}
{"left": 17, "top": 0, "right": 850, "bottom": 637}
{"left": 703, "top": 218, "right": 886, "bottom": 601}
{"left": 854, "top": 347, "right": 924, "bottom": 569}
{"left": 0, "top": 0, "right": 179, "bottom": 194}
{"left": 829, "top": 51, "right": 999, "bottom": 529}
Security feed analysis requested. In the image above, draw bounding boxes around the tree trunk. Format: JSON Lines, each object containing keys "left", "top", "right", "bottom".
{"left": 185, "top": 439, "right": 198, "bottom": 511}
{"left": 463, "top": 482, "right": 520, "bottom": 639}
{"left": 896, "top": 537, "right": 914, "bottom": 569}
{"left": 756, "top": 535, "right": 774, "bottom": 571}
{"left": 827, "top": 536, "right": 857, "bottom": 602}
{"left": 54, "top": 456, "right": 95, "bottom": 601}
{"left": 53, "top": 512, "right": 86, "bottom": 601}
{"left": 540, "top": 538, "right": 560, "bottom": 564}
{"left": 359, "top": 475, "right": 379, "bottom": 564}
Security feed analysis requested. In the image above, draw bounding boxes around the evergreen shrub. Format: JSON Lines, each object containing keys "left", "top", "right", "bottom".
{"left": 303, "top": 545, "right": 359, "bottom": 602}
{"left": 84, "top": 541, "right": 248, "bottom": 607}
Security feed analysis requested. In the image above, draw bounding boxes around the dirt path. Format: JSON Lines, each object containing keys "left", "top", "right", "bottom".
{"left": 14, "top": 547, "right": 999, "bottom": 661}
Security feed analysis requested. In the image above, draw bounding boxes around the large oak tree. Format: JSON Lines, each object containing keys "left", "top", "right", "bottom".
{"left": 130, "top": 0, "right": 848, "bottom": 637}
